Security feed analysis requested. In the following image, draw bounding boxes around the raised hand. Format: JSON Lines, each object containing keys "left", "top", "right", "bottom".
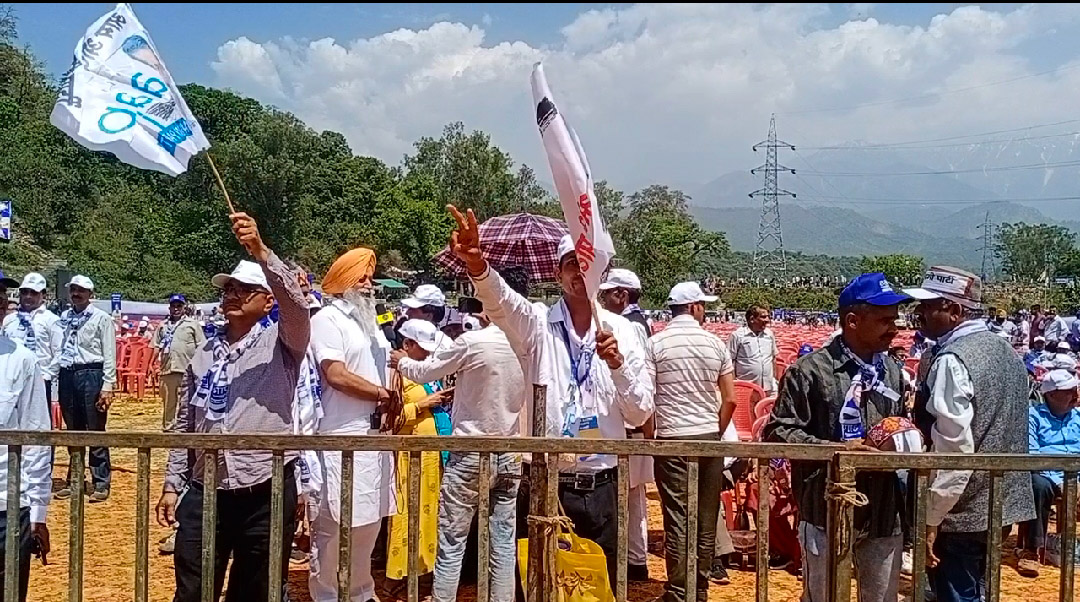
{"left": 447, "top": 205, "right": 486, "bottom": 277}
{"left": 230, "top": 212, "right": 271, "bottom": 263}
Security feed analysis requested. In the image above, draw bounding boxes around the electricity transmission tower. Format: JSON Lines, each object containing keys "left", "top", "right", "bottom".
{"left": 750, "top": 114, "right": 795, "bottom": 281}
{"left": 977, "top": 211, "right": 996, "bottom": 282}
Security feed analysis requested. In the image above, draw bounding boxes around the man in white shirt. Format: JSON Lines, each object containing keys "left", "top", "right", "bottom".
{"left": 1043, "top": 306, "right": 1068, "bottom": 345}
{"left": 54, "top": 275, "right": 116, "bottom": 503}
{"left": 906, "top": 266, "right": 1035, "bottom": 602}
{"left": 2, "top": 273, "right": 62, "bottom": 408}
{"left": 308, "top": 247, "right": 397, "bottom": 602}
{"left": 728, "top": 304, "right": 779, "bottom": 395}
{"left": 446, "top": 206, "right": 654, "bottom": 587}
{"left": 401, "top": 284, "right": 453, "bottom": 351}
{"left": 597, "top": 268, "right": 653, "bottom": 582}
{"left": 647, "top": 282, "right": 737, "bottom": 602}
{"left": 0, "top": 322, "right": 52, "bottom": 602}
{"left": 393, "top": 310, "right": 526, "bottom": 602}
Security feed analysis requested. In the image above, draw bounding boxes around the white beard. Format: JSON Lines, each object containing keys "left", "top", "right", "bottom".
{"left": 341, "top": 289, "right": 380, "bottom": 339}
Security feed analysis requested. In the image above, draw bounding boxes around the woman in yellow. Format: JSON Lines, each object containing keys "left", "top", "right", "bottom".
{"left": 386, "top": 319, "right": 450, "bottom": 584}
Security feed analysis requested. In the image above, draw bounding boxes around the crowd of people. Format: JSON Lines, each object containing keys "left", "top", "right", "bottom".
{"left": 0, "top": 207, "right": 1074, "bottom": 602}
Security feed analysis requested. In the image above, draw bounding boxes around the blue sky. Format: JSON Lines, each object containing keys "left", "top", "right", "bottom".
{"left": 12, "top": 3, "right": 1080, "bottom": 195}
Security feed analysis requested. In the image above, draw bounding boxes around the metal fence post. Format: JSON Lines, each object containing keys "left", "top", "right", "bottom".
{"left": 827, "top": 454, "right": 854, "bottom": 602}
{"left": 527, "top": 384, "right": 549, "bottom": 602}
{"left": 4, "top": 445, "right": 20, "bottom": 602}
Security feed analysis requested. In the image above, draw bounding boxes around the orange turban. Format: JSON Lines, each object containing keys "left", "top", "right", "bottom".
{"left": 322, "top": 248, "right": 376, "bottom": 295}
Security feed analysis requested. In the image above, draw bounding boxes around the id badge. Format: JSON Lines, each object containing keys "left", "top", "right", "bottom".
{"left": 577, "top": 415, "right": 601, "bottom": 463}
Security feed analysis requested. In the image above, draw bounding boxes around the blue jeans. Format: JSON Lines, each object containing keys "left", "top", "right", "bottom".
{"left": 433, "top": 452, "right": 521, "bottom": 602}
{"left": 933, "top": 531, "right": 986, "bottom": 602}
{"left": 58, "top": 366, "right": 110, "bottom": 489}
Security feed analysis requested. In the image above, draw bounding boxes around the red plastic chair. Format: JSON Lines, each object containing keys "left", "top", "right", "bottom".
{"left": 754, "top": 396, "right": 776, "bottom": 419}
{"left": 733, "top": 380, "right": 766, "bottom": 441}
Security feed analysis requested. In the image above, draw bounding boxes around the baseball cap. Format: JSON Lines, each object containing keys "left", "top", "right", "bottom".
{"left": 557, "top": 234, "right": 575, "bottom": 263}
{"left": 66, "top": 275, "right": 95, "bottom": 291}
{"left": 666, "top": 282, "right": 718, "bottom": 305}
{"left": 18, "top": 272, "right": 46, "bottom": 292}
{"left": 463, "top": 315, "right": 483, "bottom": 331}
{"left": 599, "top": 268, "right": 642, "bottom": 291}
{"left": 211, "top": 261, "right": 270, "bottom": 292}
{"left": 402, "top": 284, "right": 445, "bottom": 309}
{"left": 398, "top": 319, "right": 440, "bottom": 352}
{"left": 1035, "top": 336, "right": 1047, "bottom": 343}
{"left": 1041, "top": 368, "right": 1080, "bottom": 394}
{"left": 903, "top": 266, "right": 982, "bottom": 309}
{"left": 838, "top": 273, "right": 911, "bottom": 308}
{"left": 169, "top": 294, "right": 187, "bottom": 304}
{"left": 1059, "top": 341, "right": 1074, "bottom": 352}
{"left": 440, "top": 308, "right": 463, "bottom": 329}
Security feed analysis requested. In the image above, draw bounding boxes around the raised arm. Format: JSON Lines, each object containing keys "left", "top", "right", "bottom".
{"left": 397, "top": 337, "right": 469, "bottom": 385}
{"left": 448, "top": 205, "right": 543, "bottom": 356}
{"left": 230, "top": 212, "right": 309, "bottom": 361}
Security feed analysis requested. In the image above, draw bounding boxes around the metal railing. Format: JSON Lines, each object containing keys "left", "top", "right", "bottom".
{"left": 0, "top": 431, "right": 1076, "bottom": 602}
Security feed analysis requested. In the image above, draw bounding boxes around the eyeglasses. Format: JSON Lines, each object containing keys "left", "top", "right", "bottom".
{"left": 221, "top": 284, "right": 268, "bottom": 301}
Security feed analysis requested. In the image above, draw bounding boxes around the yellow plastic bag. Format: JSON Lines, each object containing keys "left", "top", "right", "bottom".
{"left": 517, "top": 523, "right": 614, "bottom": 602}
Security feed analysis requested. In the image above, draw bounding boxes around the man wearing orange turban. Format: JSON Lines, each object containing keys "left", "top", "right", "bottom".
{"left": 307, "top": 246, "right": 398, "bottom": 602}
{"left": 321, "top": 247, "right": 376, "bottom": 296}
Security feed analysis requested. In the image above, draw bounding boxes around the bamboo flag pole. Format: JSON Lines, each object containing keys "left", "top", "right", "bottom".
{"left": 205, "top": 153, "right": 236, "bottom": 214}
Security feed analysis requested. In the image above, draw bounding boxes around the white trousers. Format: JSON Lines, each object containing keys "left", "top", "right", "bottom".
{"left": 629, "top": 484, "right": 648, "bottom": 565}
{"left": 309, "top": 514, "right": 381, "bottom": 602}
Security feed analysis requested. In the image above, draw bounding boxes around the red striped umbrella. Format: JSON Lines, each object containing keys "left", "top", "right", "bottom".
{"left": 433, "top": 213, "right": 569, "bottom": 284}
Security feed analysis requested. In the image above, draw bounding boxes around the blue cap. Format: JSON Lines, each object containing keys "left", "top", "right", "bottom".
{"left": 838, "top": 273, "right": 911, "bottom": 308}
{"left": 0, "top": 270, "right": 17, "bottom": 289}
{"left": 798, "top": 343, "right": 814, "bottom": 357}
{"left": 169, "top": 294, "right": 187, "bottom": 304}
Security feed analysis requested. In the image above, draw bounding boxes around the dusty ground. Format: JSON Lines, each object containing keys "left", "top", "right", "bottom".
{"left": 27, "top": 399, "right": 1077, "bottom": 601}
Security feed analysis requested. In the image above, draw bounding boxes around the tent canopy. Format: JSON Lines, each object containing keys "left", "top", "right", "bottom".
{"left": 374, "top": 278, "right": 409, "bottom": 290}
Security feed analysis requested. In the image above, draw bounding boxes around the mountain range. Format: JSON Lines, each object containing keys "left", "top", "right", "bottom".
{"left": 687, "top": 135, "right": 1080, "bottom": 270}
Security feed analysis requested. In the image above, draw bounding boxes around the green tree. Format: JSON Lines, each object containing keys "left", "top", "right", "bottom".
{"left": 616, "top": 185, "right": 728, "bottom": 303}
{"left": 857, "top": 254, "right": 925, "bottom": 286}
{"left": 995, "top": 223, "right": 1076, "bottom": 283}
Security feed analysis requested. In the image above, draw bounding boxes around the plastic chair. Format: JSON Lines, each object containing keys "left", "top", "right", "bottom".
{"left": 733, "top": 380, "right": 766, "bottom": 441}
{"left": 751, "top": 415, "right": 769, "bottom": 441}
{"left": 905, "top": 357, "right": 920, "bottom": 373}
{"left": 754, "top": 396, "right": 776, "bottom": 419}
{"left": 120, "top": 344, "right": 152, "bottom": 400}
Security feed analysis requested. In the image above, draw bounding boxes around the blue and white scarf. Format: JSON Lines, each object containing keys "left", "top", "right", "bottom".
{"left": 838, "top": 340, "right": 900, "bottom": 440}
{"left": 14, "top": 311, "right": 36, "bottom": 352}
{"left": 59, "top": 308, "right": 94, "bottom": 368}
{"left": 159, "top": 318, "right": 180, "bottom": 354}
{"left": 192, "top": 322, "right": 267, "bottom": 421}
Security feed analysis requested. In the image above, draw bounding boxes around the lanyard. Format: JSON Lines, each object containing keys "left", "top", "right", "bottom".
{"left": 558, "top": 322, "right": 592, "bottom": 389}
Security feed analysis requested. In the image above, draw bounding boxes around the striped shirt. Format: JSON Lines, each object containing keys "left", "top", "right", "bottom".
{"left": 647, "top": 314, "right": 733, "bottom": 438}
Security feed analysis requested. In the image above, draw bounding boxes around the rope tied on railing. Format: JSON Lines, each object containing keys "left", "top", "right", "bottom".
{"left": 826, "top": 480, "right": 869, "bottom": 553}
{"left": 526, "top": 513, "right": 574, "bottom": 533}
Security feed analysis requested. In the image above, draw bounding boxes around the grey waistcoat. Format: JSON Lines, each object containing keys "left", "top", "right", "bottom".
{"left": 937, "top": 331, "right": 1036, "bottom": 533}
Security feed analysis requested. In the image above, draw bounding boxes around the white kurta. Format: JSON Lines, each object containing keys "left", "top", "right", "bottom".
{"left": 310, "top": 300, "right": 396, "bottom": 527}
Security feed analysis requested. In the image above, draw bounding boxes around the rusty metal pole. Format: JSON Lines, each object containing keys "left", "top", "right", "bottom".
{"left": 527, "top": 384, "right": 549, "bottom": 602}
{"left": 827, "top": 455, "right": 854, "bottom": 602}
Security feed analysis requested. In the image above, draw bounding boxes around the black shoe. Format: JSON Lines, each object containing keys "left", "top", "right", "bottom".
{"left": 710, "top": 562, "right": 731, "bottom": 585}
{"left": 627, "top": 564, "right": 649, "bottom": 582}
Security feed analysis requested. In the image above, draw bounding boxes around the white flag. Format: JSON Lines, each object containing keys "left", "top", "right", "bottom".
{"left": 530, "top": 63, "right": 615, "bottom": 301}
{"left": 50, "top": 3, "right": 210, "bottom": 176}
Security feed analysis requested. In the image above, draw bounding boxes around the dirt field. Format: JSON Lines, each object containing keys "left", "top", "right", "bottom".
{"left": 26, "top": 399, "right": 1077, "bottom": 601}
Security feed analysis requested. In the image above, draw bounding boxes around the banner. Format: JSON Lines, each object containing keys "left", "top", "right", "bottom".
{"left": 50, "top": 3, "right": 210, "bottom": 176}
{"left": 0, "top": 199, "right": 10, "bottom": 241}
{"left": 530, "top": 63, "right": 615, "bottom": 301}
{"left": 110, "top": 292, "right": 123, "bottom": 313}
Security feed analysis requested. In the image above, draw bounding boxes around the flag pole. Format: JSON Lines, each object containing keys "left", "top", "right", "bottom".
{"left": 205, "top": 153, "right": 236, "bottom": 214}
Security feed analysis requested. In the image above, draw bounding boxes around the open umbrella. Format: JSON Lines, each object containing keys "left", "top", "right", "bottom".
{"left": 433, "top": 212, "right": 569, "bottom": 284}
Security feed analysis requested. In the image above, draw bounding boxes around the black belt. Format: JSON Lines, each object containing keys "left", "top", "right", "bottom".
{"left": 192, "top": 460, "right": 296, "bottom": 496}
{"left": 62, "top": 362, "right": 103, "bottom": 371}
{"left": 558, "top": 467, "right": 616, "bottom": 491}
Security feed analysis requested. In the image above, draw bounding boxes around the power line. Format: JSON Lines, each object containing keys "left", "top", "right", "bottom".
{"left": 782, "top": 63, "right": 1080, "bottom": 116}
{"left": 804, "top": 130, "right": 1080, "bottom": 151}
{"left": 797, "top": 158, "right": 1080, "bottom": 177}
{"left": 792, "top": 195, "right": 1080, "bottom": 205}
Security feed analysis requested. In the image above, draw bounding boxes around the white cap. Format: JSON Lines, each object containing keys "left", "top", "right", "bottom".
{"left": 1059, "top": 341, "right": 1074, "bottom": 352}
{"left": 402, "top": 284, "right": 445, "bottom": 309}
{"left": 138, "top": 319, "right": 148, "bottom": 328}
{"left": 1041, "top": 368, "right": 1079, "bottom": 393}
{"left": 463, "top": 315, "right": 482, "bottom": 331}
{"left": 557, "top": 234, "right": 574, "bottom": 262}
{"left": 1035, "top": 336, "right": 1047, "bottom": 343}
{"left": 19, "top": 272, "right": 46, "bottom": 292}
{"left": 903, "top": 266, "right": 982, "bottom": 309}
{"left": 398, "top": 318, "right": 439, "bottom": 352}
{"left": 599, "top": 268, "right": 641, "bottom": 291}
{"left": 211, "top": 260, "right": 270, "bottom": 291}
{"left": 666, "top": 281, "right": 718, "bottom": 305}
{"left": 66, "top": 275, "right": 95, "bottom": 291}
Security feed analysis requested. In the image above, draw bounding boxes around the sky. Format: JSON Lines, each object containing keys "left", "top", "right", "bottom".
{"left": 14, "top": 2, "right": 1080, "bottom": 197}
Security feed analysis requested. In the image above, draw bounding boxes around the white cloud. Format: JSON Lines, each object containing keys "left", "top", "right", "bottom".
{"left": 209, "top": 3, "right": 1080, "bottom": 197}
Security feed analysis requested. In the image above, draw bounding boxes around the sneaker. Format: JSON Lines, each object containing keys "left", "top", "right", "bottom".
{"left": 710, "top": 562, "right": 731, "bottom": 585}
{"left": 54, "top": 486, "right": 72, "bottom": 501}
{"left": 902, "top": 550, "right": 914, "bottom": 576}
{"left": 88, "top": 487, "right": 110, "bottom": 503}
{"left": 627, "top": 564, "right": 649, "bottom": 582}
{"left": 290, "top": 546, "right": 308, "bottom": 564}
{"left": 158, "top": 532, "right": 175, "bottom": 555}
{"left": 1016, "top": 551, "right": 1040, "bottom": 578}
